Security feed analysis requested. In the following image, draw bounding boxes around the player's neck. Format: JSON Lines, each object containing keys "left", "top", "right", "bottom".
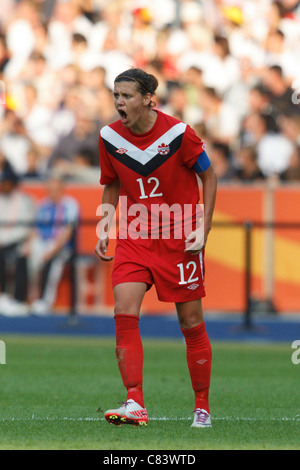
{"left": 129, "top": 109, "right": 158, "bottom": 135}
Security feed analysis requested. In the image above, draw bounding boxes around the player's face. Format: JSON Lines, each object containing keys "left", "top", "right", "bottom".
{"left": 113, "top": 81, "right": 151, "bottom": 131}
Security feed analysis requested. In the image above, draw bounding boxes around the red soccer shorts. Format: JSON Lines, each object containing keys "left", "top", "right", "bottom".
{"left": 112, "top": 237, "right": 206, "bottom": 303}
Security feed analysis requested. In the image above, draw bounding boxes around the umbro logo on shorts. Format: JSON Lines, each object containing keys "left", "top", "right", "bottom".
{"left": 187, "top": 283, "right": 199, "bottom": 290}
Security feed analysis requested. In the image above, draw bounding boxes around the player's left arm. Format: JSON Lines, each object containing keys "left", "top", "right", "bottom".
{"left": 197, "top": 164, "right": 217, "bottom": 247}
{"left": 185, "top": 151, "right": 217, "bottom": 254}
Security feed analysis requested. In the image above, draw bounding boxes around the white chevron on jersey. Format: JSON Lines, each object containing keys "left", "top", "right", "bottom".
{"left": 100, "top": 122, "right": 187, "bottom": 165}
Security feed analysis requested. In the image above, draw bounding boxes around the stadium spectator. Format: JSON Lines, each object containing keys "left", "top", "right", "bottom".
{"left": 0, "top": 161, "right": 36, "bottom": 317}
{"left": 4, "top": 0, "right": 40, "bottom": 79}
{"left": 280, "top": 145, "right": 300, "bottom": 181}
{"left": 29, "top": 173, "right": 80, "bottom": 315}
{"left": 80, "top": 65, "right": 106, "bottom": 93}
{"left": 199, "top": 86, "right": 241, "bottom": 146}
{"left": 0, "top": 150, "right": 5, "bottom": 172}
{"left": 50, "top": 148, "right": 100, "bottom": 183}
{"left": 262, "top": 65, "right": 300, "bottom": 116}
{"left": 264, "top": 27, "right": 300, "bottom": 83}
{"left": 96, "top": 85, "right": 119, "bottom": 125}
{"left": 51, "top": 81, "right": 79, "bottom": 141}
{"left": 0, "top": 32, "right": 10, "bottom": 74}
{"left": 68, "top": 32, "right": 101, "bottom": 72}
{"left": 243, "top": 112, "right": 294, "bottom": 177}
{"left": 209, "top": 142, "right": 236, "bottom": 182}
{"left": 161, "top": 82, "right": 202, "bottom": 126}
{"left": 201, "top": 34, "right": 241, "bottom": 96}
{"left": 31, "top": 21, "right": 50, "bottom": 56}
{"left": 0, "top": 109, "right": 31, "bottom": 176}
{"left": 278, "top": 113, "right": 300, "bottom": 146}
{"left": 248, "top": 85, "right": 274, "bottom": 117}
{"left": 130, "top": 6, "right": 158, "bottom": 67}
{"left": 17, "top": 51, "right": 61, "bottom": 109}
{"left": 23, "top": 146, "right": 44, "bottom": 180}
{"left": 0, "top": 0, "right": 298, "bottom": 185}
{"left": 48, "top": 108, "right": 100, "bottom": 172}
{"left": 18, "top": 83, "right": 57, "bottom": 152}
{"left": 234, "top": 146, "right": 265, "bottom": 182}
{"left": 181, "top": 66, "right": 204, "bottom": 103}
{"left": 47, "top": 0, "right": 94, "bottom": 71}
{"left": 269, "top": 1, "right": 287, "bottom": 31}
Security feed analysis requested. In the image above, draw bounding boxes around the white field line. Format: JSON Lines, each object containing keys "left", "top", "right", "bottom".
{"left": 0, "top": 415, "right": 299, "bottom": 423}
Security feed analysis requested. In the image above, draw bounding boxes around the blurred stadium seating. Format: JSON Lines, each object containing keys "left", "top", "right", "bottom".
{"left": 0, "top": 0, "right": 300, "bottom": 319}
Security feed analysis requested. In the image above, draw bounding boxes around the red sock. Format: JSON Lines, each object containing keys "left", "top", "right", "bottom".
{"left": 114, "top": 314, "right": 144, "bottom": 408}
{"left": 181, "top": 322, "right": 212, "bottom": 413}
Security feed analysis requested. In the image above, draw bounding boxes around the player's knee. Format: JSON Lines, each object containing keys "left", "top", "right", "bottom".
{"left": 178, "top": 309, "right": 203, "bottom": 329}
{"left": 114, "top": 302, "right": 125, "bottom": 316}
{"left": 180, "top": 317, "right": 203, "bottom": 329}
{"left": 114, "top": 302, "right": 139, "bottom": 317}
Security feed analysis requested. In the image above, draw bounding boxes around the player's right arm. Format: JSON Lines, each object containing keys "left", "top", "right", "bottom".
{"left": 95, "top": 178, "right": 120, "bottom": 261}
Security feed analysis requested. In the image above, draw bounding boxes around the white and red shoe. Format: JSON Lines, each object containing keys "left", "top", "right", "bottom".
{"left": 191, "top": 408, "right": 212, "bottom": 428}
{"left": 104, "top": 399, "right": 148, "bottom": 426}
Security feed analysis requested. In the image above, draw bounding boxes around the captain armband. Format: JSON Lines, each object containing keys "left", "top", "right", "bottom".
{"left": 193, "top": 150, "right": 211, "bottom": 173}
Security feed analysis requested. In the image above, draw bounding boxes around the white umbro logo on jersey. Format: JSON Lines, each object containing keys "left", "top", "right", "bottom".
{"left": 116, "top": 148, "right": 128, "bottom": 154}
{"left": 187, "top": 283, "right": 199, "bottom": 290}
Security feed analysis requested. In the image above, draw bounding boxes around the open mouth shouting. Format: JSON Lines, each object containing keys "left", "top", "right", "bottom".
{"left": 118, "top": 109, "right": 128, "bottom": 124}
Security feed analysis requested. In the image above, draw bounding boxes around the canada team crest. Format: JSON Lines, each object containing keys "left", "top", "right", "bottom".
{"left": 157, "top": 143, "right": 170, "bottom": 156}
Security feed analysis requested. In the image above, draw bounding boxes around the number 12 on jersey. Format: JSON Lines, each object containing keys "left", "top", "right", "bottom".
{"left": 137, "top": 177, "right": 163, "bottom": 199}
{"left": 177, "top": 261, "right": 199, "bottom": 285}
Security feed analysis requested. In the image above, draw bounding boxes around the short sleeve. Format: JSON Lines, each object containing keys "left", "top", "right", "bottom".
{"left": 99, "top": 131, "right": 119, "bottom": 185}
{"left": 181, "top": 125, "right": 206, "bottom": 168}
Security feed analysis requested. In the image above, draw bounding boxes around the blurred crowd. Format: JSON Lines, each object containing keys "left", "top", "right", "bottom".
{"left": 0, "top": 0, "right": 300, "bottom": 184}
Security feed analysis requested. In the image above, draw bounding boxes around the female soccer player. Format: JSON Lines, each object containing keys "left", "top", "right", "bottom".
{"left": 95, "top": 68, "right": 217, "bottom": 428}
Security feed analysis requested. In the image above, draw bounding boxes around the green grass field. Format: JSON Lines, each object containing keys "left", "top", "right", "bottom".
{"left": 0, "top": 335, "right": 299, "bottom": 450}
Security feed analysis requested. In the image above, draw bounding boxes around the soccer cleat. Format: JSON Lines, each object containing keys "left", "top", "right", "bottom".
{"left": 191, "top": 408, "right": 212, "bottom": 428}
{"left": 104, "top": 399, "right": 148, "bottom": 426}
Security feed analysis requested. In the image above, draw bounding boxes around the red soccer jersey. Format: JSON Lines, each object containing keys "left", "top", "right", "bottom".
{"left": 99, "top": 109, "right": 205, "bottom": 239}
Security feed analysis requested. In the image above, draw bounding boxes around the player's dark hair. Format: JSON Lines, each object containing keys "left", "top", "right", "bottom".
{"left": 114, "top": 68, "right": 158, "bottom": 107}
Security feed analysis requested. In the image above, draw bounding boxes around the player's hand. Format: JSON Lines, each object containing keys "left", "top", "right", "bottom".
{"left": 184, "top": 228, "right": 205, "bottom": 255}
{"left": 95, "top": 237, "right": 114, "bottom": 262}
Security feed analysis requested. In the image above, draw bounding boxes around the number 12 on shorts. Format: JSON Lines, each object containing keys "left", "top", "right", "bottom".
{"left": 177, "top": 261, "right": 199, "bottom": 285}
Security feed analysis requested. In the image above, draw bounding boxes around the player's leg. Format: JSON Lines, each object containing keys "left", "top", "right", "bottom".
{"left": 105, "top": 282, "right": 148, "bottom": 426}
{"left": 176, "top": 299, "right": 212, "bottom": 427}
{"left": 114, "top": 282, "right": 146, "bottom": 405}
{"left": 114, "top": 281, "right": 147, "bottom": 317}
